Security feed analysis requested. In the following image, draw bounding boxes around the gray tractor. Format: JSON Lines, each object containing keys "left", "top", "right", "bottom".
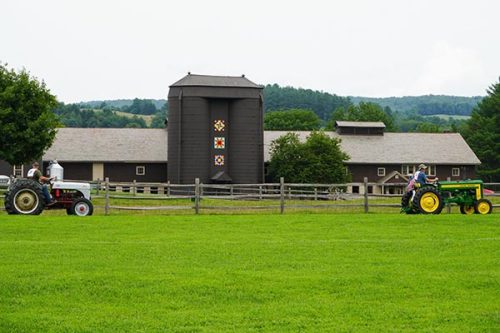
{"left": 3, "top": 161, "right": 94, "bottom": 216}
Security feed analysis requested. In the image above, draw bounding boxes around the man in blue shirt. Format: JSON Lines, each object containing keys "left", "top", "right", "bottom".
{"left": 414, "top": 163, "right": 438, "bottom": 187}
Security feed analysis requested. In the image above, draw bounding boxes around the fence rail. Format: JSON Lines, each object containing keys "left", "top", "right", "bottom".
{"left": 1, "top": 178, "right": 499, "bottom": 214}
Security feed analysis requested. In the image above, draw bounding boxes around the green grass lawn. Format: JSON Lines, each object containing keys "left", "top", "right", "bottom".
{"left": 0, "top": 214, "right": 499, "bottom": 332}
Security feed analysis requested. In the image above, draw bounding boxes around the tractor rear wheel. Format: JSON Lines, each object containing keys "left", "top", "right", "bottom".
{"left": 413, "top": 187, "right": 444, "bottom": 214}
{"left": 401, "top": 191, "right": 417, "bottom": 214}
{"left": 4, "top": 179, "right": 45, "bottom": 215}
{"left": 460, "top": 204, "right": 475, "bottom": 215}
{"left": 474, "top": 199, "right": 492, "bottom": 215}
{"left": 70, "top": 198, "right": 94, "bottom": 216}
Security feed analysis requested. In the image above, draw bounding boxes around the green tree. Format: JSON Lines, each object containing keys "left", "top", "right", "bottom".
{"left": 264, "top": 109, "right": 321, "bottom": 130}
{"left": 263, "top": 84, "right": 352, "bottom": 121}
{"left": 0, "top": 64, "right": 59, "bottom": 165}
{"left": 462, "top": 78, "right": 500, "bottom": 181}
{"left": 125, "top": 98, "right": 158, "bottom": 115}
{"left": 267, "top": 131, "right": 350, "bottom": 183}
{"left": 415, "top": 122, "right": 441, "bottom": 133}
{"left": 151, "top": 102, "right": 168, "bottom": 128}
{"left": 326, "top": 102, "right": 396, "bottom": 131}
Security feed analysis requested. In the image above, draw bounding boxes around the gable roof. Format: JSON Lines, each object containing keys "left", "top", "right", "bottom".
{"left": 42, "top": 128, "right": 480, "bottom": 166}
{"left": 43, "top": 128, "right": 168, "bottom": 162}
{"left": 264, "top": 131, "right": 480, "bottom": 165}
{"left": 377, "top": 170, "right": 409, "bottom": 184}
{"left": 170, "top": 74, "right": 261, "bottom": 88}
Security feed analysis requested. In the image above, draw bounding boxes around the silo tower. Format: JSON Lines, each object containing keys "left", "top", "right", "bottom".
{"left": 167, "top": 74, "right": 264, "bottom": 184}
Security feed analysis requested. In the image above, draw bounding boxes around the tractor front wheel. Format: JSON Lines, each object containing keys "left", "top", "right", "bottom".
{"left": 474, "top": 199, "right": 492, "bottom": 215}
{"left": 69, "top": 198, "right": 94, "bottom": 216}
{"left": 460, "top": 204, "right": 475, "bottom": 215}
{"left": 413, "top": 187, "right": 444, "bottom": 214}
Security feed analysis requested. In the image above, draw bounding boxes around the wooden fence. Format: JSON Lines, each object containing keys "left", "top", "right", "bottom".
{"left": 1, "top": 178, "right": 499, "bottom": 215}
{"left": 92, "top": 178, "right": 500, "bottom": 215}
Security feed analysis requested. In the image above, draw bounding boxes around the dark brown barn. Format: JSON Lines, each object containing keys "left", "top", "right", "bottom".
{"left": 42, "top": 128, "right": 168, "bottom": 182}
{"left": 0, "top": 161, "right": 32, "bottom": 178}
{"left": 265, "top": 121, "right": 480, "bottom": 194}
{"left": 167, "top": 74, "right": 264, "bottom": 184}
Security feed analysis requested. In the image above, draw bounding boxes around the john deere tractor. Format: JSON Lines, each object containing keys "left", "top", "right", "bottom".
{"left": 401, "top": 180, "right": 493, "bottom": 215}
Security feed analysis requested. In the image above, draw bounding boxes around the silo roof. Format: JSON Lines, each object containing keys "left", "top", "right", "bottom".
{"left": 170, "top": 74, "right": 262, "bottom": 88}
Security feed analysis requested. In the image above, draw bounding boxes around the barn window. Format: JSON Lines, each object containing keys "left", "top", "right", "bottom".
{"left": 427, "top": 165, "right": 436, "bottom": 176}
{"left": 402, "top": 165, "right": 415, "bottom": 176}
{"left": 352, "top": 186, "right": 359, "bottom": 194}
{"left": 13, "top": 165, "right": 24, "bottom": 178}
{"left": 136, "top": 166, "right": 145, "bottom": 176}
{"left": 377, "top": 167, "right": 386, "bottom": 177}
{"left": 452, "top": 168, "right": 460, "bottom": 177}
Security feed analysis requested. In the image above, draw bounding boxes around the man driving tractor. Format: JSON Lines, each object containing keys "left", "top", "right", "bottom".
{"left": 406, "top": 163, "right": 438, "bottom": 192}
{"left": 27, "top": 162, "right": 54, "bottom": 205}
{"left": 413, "top": 163, "right": 438, "bottom": 187}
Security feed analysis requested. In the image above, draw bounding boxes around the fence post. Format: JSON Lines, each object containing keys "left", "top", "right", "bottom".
{"left": 96, "top": 178, "right": 100, "bottom": 196}
{"left": 167, "top": 180, "right": 171, "bottom": 197}
{"left": 133, "top": 180, "right": 137, "bottom": 196}
{"left": 259, "top": 185, "right": 262, "bottom": 200}
{"left": 195, "top": 178, "right": 200, "bottom": 215}
{"left": 363, "top": 177, "right": 369, "bottom": 213}
{"left": 446, "top": 177, "right": 451, "bottom": 214}
{"left": 230, "top": 184, "right": 234, "bottom": 196}
{"left": 280, "top": 177, "right": 285, "bottom": 214}
{"left": 104, "top": 177, "right": 110, "bottom": 216}
{"left": 314, "top": 187, "right": 318, "bottom": 201}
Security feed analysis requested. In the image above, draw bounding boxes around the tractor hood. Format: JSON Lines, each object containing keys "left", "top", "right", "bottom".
{"left": 52, "top": 181, "right": 91, "bottom": 200}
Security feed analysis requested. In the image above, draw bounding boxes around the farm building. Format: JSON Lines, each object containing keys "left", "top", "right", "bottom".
{"left": 0, "top": 122, "right": 480, "bottom": 194}
{"left": 0, "top": 74, "right": 480, "bottom": 190}
{"left": 167, "top": 74, "right": 264, "bottom": 184}
{"left": 40, "top": 128, "right": 168, "bottom": 182}
{"left": 265, "top": 121, "right": 480, "bottom": 194}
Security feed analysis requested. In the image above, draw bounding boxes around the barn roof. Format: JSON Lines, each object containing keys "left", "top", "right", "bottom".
{"left": 170, "top": 74, "right": 261, "bottom": 88}
{"left": 264, "top": 131, "right": 481, "bottom": 165}
{"left": 43, "top": 128, "right": 168, "bottom": 162}
{"left": 43, "top": 128, "right": 480, "bottom": 166}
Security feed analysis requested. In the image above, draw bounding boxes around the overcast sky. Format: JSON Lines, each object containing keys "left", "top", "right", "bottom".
{"left": 2, "top": 0, "right": 499, "bottom": 102}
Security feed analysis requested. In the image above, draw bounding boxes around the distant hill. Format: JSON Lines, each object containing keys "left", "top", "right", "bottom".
{"left": 349, "top": 95, "right": 483, "bottom": 116}
{"left": 80, "top": 99, "right": 167, "bottom": 110}
{"left": 78, "top": 88, "right": 483, "bottom": 122}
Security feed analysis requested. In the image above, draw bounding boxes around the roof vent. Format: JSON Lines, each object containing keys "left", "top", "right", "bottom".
{"left": 335, "top": 121, "right": 386, "bottom": 135}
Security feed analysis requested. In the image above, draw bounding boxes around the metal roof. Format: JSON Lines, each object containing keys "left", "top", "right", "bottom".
{"left": 336, "top": 121, "right": 386, "bottom": 128}
{"left": 170, "top": 74, "right": 262, "bottom": 88}
{"left": 43, "top": 128, "right": 168, "bottom": 162}
{"left": 264, "top": 131, "right": 481, "bottom": 165}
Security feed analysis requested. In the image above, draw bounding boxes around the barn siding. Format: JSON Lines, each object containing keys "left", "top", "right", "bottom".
{"left": 348, "top": 164, "right": 477, "bottom": 183}
{"left": 0, "top": 161, "right": 13, "bottom": 176}
{"left": 104, "top": 163, "right": 168, "bottom": 182}
{"left": 168, "top": 79, "right": 263, "bottom": 184}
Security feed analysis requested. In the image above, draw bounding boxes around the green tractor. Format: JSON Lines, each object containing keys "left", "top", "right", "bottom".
{"left": 401, "top": 180, "right": 493, "bottom": 215}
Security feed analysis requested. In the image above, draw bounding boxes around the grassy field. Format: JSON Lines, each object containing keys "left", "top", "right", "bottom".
{"left": 0, "top": 213, "right": 498, "bottom": 332}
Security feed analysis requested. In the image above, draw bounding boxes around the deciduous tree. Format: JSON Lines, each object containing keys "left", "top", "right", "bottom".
{"left": 267, "top": 131, "right": 350, "bottom": 183}
{"left": 462, "top": 78, "right": 500, "bottom": 181}
{"left": 264, "top": 109, "right": 321, "bottom": 130}
{"left": 0, "top": 64, "right": 59, "bottom": 165}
